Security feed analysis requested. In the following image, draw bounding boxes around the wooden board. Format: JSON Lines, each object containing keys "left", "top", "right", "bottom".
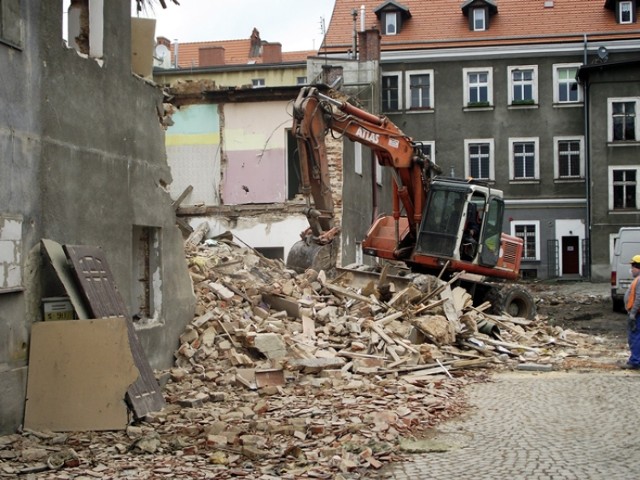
{"left": 41, "top": 239, "right": 90, "bottom": 320}
{"left": 63, "top": 244, "right": 166, "bottom": 418}
{"left": 62, "top": 245, "right": 129, "bottom": 318}
{"left": 24, "top": 318, "right": 138, "bottom": 431}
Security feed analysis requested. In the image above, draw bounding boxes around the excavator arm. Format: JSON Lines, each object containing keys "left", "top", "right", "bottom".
{"left": 287, "top": 86, "right": 439, "bottom": 273}
{"left": 286, "top": 87, "right": 534, "bottom": 319}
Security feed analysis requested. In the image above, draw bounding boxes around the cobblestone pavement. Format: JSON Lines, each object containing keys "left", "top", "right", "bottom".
{"left": 375, "top": 370, "right": 640, "bottom": 480}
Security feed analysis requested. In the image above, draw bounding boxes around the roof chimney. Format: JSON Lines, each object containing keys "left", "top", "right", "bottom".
{"left": 199, "top": 46, "right": 225, "bottom": 67}
{"left": 262, "top": 43, "right": 282, "bottom": 64}
{"left": 358, "top": 28, "right": 381, "bottom": 62}
{"left": 250, "top": 27, "right": 261, "bottom": 58}
{"left": 156, "top": 36, "right": 171, "bottom": 48}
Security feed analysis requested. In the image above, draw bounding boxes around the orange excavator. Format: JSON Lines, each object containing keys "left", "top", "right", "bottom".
{"left": 286, "top": 86, "right": 535, "bottom": 318}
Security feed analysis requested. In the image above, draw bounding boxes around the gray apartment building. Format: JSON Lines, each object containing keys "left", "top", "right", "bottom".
{"left": 321, "top": 0, "right": 640, "bottom": 281}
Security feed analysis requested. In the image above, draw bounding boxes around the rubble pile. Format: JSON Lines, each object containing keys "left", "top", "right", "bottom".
{"left": 0, "top": 236, "right": 617, "bottom": 479}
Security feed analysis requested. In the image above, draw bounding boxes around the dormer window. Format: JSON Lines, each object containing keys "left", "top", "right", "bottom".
{"left": 473, "top": 8, "right": 486, "bottom": 31}
{"left": 620, "top": 1, "right": 633, "bottom": 22}
{"left": 461, "top": 0, "right": 498, "bottom": 31}
{"left": 374, "top": 1, "right": 411, "bottom": 36}
{"left": 604, "top": 0, "right": 637, "bottom": 24}
{"left": 384, "top": 11, "right": 398, "bottom": 35}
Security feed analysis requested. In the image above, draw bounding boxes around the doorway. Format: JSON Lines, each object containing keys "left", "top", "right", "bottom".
{"left": 561, "top": 236, "right": 580, "bottom": 275}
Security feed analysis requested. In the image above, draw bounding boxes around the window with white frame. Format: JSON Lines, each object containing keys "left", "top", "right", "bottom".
{"left": 465, "top": 139, "right": 494, "bottom": 180}
{"left": 609, "top": 98, "right": 639, "bottom": 142}
{"left": 464, "top": 68, "right": 492, "bottom": 107}
{"left": 509, "top": 138, "right": 539, "bottom": 180}
{"left": 473, "top": 8, "right": 486, "bottom": 31}
{"left": 252, "top": 78, "right": 265, "bottom": 88}
{"left": 554, "top": 137, "right": 584, "bottom": 179}
{"left": 354, "top": 142, "right": 362, "bottom": 175}
{"left": 620, "top": 0, "right": 633, "bottom": 23}
{"left": 508, "top": 66, "right": 538, "bottom": 105}
{"left": 553, "top": 64, "right": 581, "bottom": 104}
{"left": 376, "top": 159, "right": 383, "bottom": 186}
{"left": 296, "top": 76, "right": 307, "bottom": 85}
{"left": 417, "top": 141, "right": 435, "bottom": 166}
{"left": 406, "top": 70, "right": 434, "bottom": 110}
{"left": 382, "top": 72, "right": 401, "bottom": 112}
{"left": 384, "top": 11, "right": 399, "bottom": 35}
{"left": 355, "top": 241, "right": 363, "bottom": 264}
{"left": 511, "top": 221, "right": 540, "bottom": 261}
{"left": 610, "top": 167, "right": 638, "bottom": 210}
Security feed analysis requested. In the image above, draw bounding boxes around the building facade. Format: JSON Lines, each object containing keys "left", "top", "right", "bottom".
{"left": 0, "top": 1, "right": 195, "bottom": 434}
{"left": 578, "top": 58, "right": 640, "bottom": 279}
{"left": 322, "top": 0, "right": 640, "bottom": 281}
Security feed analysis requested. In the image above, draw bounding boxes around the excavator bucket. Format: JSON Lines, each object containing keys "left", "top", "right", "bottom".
{"left": 286, "top": 239, "right": 339, "bottom": 274}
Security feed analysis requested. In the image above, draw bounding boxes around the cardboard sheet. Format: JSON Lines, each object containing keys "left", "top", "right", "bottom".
{"left": 24, "top": 318, "right": 138, "bottom": 432}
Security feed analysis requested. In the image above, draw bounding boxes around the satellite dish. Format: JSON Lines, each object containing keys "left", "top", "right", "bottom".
{"left": 153, "top": 44, "right": 171, "bottom": 68}
{"left": 597, "top": 45, "right": 609, "bottom": 61}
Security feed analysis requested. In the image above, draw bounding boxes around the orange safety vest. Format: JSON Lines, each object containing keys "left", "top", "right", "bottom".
{"left": 627, "top": 276, "right": 640, "bottom": 311}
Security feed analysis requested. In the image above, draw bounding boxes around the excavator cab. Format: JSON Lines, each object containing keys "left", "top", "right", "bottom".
{"left": 362, "top": 177, "right": 522, "bottom": 280}
{"left": 402, "top": 177, "right": 522, "bottom": 279}
{"left": 412, "top": 179, "right": 499, "bottom": 264}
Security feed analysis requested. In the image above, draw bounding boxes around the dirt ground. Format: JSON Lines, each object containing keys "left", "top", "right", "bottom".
{"left": 526, "top": 280, "right": 627, "bottom": 344}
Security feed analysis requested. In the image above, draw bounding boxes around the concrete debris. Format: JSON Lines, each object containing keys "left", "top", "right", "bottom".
{"left": 0, "top": 234, "right": 620, "bottom": 479}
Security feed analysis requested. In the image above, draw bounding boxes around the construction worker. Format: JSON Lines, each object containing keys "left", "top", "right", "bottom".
{"left": 622, "top": 254, "right": 640, "bottom": 369}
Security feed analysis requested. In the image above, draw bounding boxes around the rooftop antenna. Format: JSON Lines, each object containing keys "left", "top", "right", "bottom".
{"left": 320, "top": 16, "right": 327, "bottom": 64}
{"left": 173, "top": 38, "right": 179, "bottom": 69}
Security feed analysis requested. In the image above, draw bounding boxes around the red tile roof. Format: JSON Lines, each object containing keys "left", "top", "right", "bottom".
{"left": 169, "top": 31, "right": 314, "bottom": 68}
{"left": 323, "top": 0, "right": 640, "bottom": 53}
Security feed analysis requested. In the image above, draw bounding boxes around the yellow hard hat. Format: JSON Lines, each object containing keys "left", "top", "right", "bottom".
{"left": 631, "top": 255, "right": 640, "bottom": 264}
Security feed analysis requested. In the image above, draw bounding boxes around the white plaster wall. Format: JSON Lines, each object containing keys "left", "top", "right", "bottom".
{"left": 188, "top": 215, "right": 309, "bottom": 262}
{"left": 167, "top": 144, "right": 221, "bottom": 205}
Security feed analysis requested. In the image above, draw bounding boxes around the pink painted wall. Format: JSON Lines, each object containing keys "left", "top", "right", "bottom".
{"left": 223, "top": 148, "right": 286, "bottom": 203}
{"left": 221, "top": 102, "right": 289, "bottom": 204}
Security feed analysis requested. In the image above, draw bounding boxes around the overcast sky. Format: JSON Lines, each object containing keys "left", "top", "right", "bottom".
{"left": 134, "top": 0, "right": 336, "bottom": 52}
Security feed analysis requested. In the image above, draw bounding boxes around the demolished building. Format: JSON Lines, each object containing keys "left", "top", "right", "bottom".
{"left": 0, "top": 1, "right": 194, "bottom": 433}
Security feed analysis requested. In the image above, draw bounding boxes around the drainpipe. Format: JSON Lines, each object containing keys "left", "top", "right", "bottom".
{"left": 372, "top": 151, "right": 378, "bottom": 225}
{"left": 582, "top": 34, "right": 592, "bottom": 280}
{"left": 174, "top": 38, "right": 179, "bottom": 68}
{"left": 352, "top": 9, "right": 358, "bottom": 59}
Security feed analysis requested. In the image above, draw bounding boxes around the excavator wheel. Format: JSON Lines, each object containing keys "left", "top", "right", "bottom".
{"left": 286, "top": 239, "right": 338, "bottom": 275}
{"left": 485, "top": 285, "right": 537, "bottom": 320}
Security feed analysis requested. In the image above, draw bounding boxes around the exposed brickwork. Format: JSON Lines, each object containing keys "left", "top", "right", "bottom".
{"left": 321, "top": 65, "right": 344, "bottom": 87}
{"left": 326, "top": 134, "right": 344, "bottom": 264}
{"left": 358, "top": 28, "right": 381, "bottom": 62}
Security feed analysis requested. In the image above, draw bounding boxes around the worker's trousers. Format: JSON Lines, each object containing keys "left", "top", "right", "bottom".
{"left": 629, "top": 315, "right": 640, "bottom": 367}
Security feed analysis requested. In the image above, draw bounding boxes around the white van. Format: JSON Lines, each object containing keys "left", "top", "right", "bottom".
{"left": 611, "top": 227, "right": 640, "bottom": 312}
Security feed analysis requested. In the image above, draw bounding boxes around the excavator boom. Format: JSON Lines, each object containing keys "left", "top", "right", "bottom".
{"left": 287, "top": 86, "right": 437, "bottom": 273}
